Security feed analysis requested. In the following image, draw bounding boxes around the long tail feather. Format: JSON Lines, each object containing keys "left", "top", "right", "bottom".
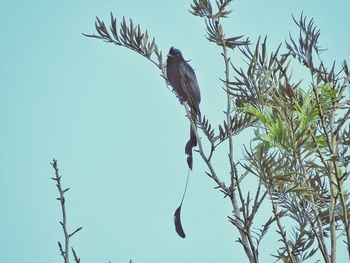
{"left": 173, "top": 169, "right": 190, "bottom": 238}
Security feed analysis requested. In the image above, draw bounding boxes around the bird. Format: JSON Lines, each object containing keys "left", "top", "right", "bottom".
{"left": 166, "top": 47, "right": 201, "bottom": 170}
{"left": 166, "top": 47, "right": 201, "bottom": 238}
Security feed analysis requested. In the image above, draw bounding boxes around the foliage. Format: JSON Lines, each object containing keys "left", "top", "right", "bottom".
{"left": 83, "top": 1, "right": 350, "bottom": 262}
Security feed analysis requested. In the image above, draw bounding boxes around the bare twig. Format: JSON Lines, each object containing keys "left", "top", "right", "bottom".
{"left": 72, "top": 247, "right": 81, "bottom": 263}
{"left": 51, "top": 159, "right": 82, "bottom": 263}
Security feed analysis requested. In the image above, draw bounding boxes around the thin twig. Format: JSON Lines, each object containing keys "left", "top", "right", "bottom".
{"left": 51, "top": 159, "right": 70, "bottom": 263}
{"left": 333, "top": 107, "right": 350, "bottom": 136}
{"left": 183, "top": 102, "right": 228, "bottom": 193}
{"left": 51, "top": 159, "right": 82, "bottom": 263}
{"left": 295, "top": 143, "right": 331, "bottom": 262}
{"left": 72, "top": 247, "right": 81, "bottom": 263}
{"left": 271, "top": 199, "right": 295, "bottom": 262}
{"left": 300, "top": 202, "right": 330, "bottom": 263}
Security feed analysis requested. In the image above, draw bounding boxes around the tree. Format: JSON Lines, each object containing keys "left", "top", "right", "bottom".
{"left": 79, "top": 0, "right": 350, "bottom": 262}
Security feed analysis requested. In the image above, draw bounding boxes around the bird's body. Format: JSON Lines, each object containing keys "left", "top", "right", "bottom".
{"left": 166, "top": 47, "right": 201, "bottom": 238}
{"left": 166, "top": 47, "right": 201, "bottom": 170}
{"left": 166, "top": 48, "right": 201, "bottom": 115}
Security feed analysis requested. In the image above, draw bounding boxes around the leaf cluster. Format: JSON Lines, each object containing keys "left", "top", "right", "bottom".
{"left": 227, "top": 13, "right": 350, "bottom": 261}
{"left": 190, "top": 0, "right": 249, "bottom": 49}
{"left": 84, "top": 13, "right": 164, "bottom": 69}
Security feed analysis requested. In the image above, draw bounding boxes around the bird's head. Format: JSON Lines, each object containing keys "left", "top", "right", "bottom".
{"left": 168, "top": 47, "right": 184, "bottom": 60}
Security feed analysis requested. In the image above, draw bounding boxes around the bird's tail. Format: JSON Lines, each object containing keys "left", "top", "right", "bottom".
{"left": 185, "top": 125, "right": 197, "bottom": 170}
{"left": 173, "top": 168, "right": 190, "bottom": 238}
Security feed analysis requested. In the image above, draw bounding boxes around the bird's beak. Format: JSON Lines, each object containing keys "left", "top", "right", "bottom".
{"left": 167, "top": 54, "right": 174, "bottom": 58}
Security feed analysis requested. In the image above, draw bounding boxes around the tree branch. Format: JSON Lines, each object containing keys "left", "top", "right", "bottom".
{"left": 51, "top": 159, "right": 82, "bottom": 263}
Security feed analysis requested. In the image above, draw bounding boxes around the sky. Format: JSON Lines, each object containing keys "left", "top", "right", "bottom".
{"left": 0, "top": 0, "right": 350, "bottom": 262}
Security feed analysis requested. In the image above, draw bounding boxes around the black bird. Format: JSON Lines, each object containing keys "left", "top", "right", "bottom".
{"left": 166, "top": 47, "right": 201, "bottom": 238}
{"left": 166, "top": 47, "right": 201, "bottom": 170}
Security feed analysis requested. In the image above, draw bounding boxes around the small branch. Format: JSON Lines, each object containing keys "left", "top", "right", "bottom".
{"left": 333, "top": 107, "right": 350, "bottom": 136}
{"left": 221, "top": 29, "right": 258, "bottom": 263}
{"left": 72, "top": 247, "right": 81, "bottom": 263}
{"left": 51, "top": 159, "right": 70, "bottom": 263}
{"left": 309, "top": 131, "right": 331, "bottom": 173}
{"left": 295, "top": 142, "right": 332, "bottom": 262}
{"left": 311, "top": 84, "right": 332, "bottom": 150}
{"left": 207, "top": 143, "right": 215, "bottom": 162}
{"left": 336, "top": 71, "right": 350, "bottom": 103}
{"left": 58, "top": 241, "right": 65, "bottom": 259}
{"left": 183, "top": 103, "right": 228, "bottom": 193}
{"left": 301, "top": 203, "right": 330, "bottom": 263}
{"left": 271, "top": 200, "right": 295, "bottom": 262}
{"left": 51, "top": 159, "right": 82, "bottom": 263}
{"left": 69, "top": 227, "right": 83, "bottom": 238}
{"left": 83, "top": 14, "right": 164, "bottom": 72}
{"left": 249, "top": 186, "right": 267, "bottom": 226}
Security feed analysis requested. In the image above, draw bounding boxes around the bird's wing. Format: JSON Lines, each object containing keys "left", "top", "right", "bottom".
{"left": 179, "top": 61, "right": 201, "bottom": 114}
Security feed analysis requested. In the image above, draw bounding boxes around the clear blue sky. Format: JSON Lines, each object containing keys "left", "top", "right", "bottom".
{"left": 0, "top": 0, "right": 349, "bottom": 262}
